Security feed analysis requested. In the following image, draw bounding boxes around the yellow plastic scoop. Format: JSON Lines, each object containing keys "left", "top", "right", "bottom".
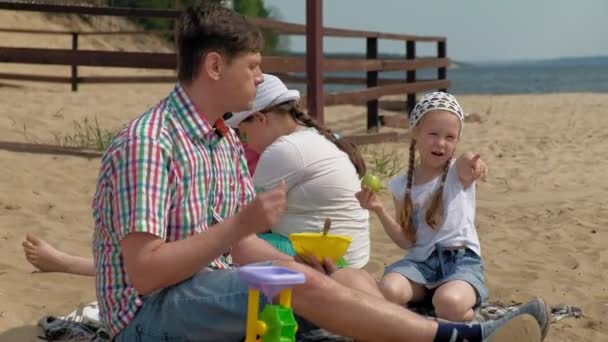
{"left": 289, "top": 218, "right": 352, "bottom": 263}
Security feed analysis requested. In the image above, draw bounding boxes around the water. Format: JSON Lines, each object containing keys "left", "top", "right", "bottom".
{"left": 285, "top": 57, "right": 608, "bottom": 95}
{"left": 447, "top": 60, "right": 608, "bottom": 94}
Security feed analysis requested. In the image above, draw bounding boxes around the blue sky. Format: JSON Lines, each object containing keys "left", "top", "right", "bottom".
{"left": 263, "top": 0, "right": 608, "bottom": 62}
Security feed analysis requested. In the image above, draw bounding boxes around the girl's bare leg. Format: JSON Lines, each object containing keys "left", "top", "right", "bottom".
{"left": 380, "top": 272, "right": 427, "bottom": 305}
{"left": 432, "top": 280, "right": 477, "bottom": 321}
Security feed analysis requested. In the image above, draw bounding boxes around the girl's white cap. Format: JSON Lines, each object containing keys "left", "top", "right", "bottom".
{"left": 225, "top": 73, "right": 300, "bottom": 127}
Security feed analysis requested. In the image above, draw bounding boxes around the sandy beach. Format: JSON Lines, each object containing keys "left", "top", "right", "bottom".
{"left": 1, "top": 10, "right": 607, "bottom": 342}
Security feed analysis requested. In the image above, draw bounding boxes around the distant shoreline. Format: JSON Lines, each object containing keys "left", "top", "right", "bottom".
{"left": 277, "top": 51, "right": 608, "bottom": 68}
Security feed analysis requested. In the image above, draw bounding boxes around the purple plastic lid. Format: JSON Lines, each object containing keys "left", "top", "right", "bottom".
{"left": 239, "top": 266, "right": 306, "bottom": 301}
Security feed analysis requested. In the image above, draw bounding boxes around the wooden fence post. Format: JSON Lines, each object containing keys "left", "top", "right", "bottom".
{"left": 366, "top": 37, "right": 378, "bottom": 132}
{"left": 306, "top": 0, "right": 323, "bottom": 123}
{"left": 406, "top": 40, "right": 416, "bottom": 115}
{"left": 71, "top": 32, "right": 78, "bottom": 91}
{"left": 174, "top": 0, "right": 181, "bottom": 43}
{"left": 437, "top": 40, "right": 447, "bottom": 91}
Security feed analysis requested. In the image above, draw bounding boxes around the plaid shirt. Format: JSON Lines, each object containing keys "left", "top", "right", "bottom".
{"left": 92, "top": 83, "right": 255, "bottom": 337}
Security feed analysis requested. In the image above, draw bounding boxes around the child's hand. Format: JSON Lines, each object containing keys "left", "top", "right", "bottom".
{"left": 468, "top": 154, "right": 488, "bottom": 181}
{"left": 355, "top": 187, "right": 384, "bottom": 213}
{"left": 457, "top": 152, "right": 488, "bottom": 187}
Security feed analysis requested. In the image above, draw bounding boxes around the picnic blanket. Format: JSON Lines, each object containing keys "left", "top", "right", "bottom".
{"left": 37, "top": 301, "right": 583, "bottom": 341}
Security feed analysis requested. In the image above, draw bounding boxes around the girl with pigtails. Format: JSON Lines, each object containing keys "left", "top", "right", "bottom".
{"left": 357, "top": 92, "right": 489, "bottom": 322}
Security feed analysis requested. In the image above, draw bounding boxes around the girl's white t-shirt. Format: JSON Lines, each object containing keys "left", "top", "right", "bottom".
{"left": 388, "top": 160, "right": 481, "bottom": 262}
{"left": 253, "top": 128, "right": 370, "bottom": 268}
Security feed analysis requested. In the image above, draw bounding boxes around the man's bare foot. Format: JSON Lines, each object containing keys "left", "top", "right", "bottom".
{"left": 22, "top": 233, "right": 71, "bottom": 273}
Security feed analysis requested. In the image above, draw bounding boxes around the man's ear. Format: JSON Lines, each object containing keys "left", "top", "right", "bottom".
{"left": 202, "top": 52, "right": 223, "bottom": 81}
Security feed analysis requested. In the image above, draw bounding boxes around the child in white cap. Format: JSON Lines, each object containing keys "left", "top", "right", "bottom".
{"left": 357, "top": 92, "right": 490, "bottom": 322}
{"left": 226, "top": 73, "right": 370, "bottom": 269}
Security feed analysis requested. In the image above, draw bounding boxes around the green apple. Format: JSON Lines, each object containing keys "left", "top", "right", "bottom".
{"left": 361, "top": 174, "right": 382, "bottom": 192}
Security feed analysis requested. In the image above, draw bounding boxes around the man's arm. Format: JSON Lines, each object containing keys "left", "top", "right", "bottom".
{"left": 120, "top": 181, "right": 287, "bottom": 295}
{"left": 121, "top": 214, "right": 245, "bottom": 295}
{"left": 231, "top": 234, "right": 293, "bottom": 265}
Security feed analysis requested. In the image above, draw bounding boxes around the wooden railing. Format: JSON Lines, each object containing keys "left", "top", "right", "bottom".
{"left": 0, "top": 1, "right": 450, "bottom": 143}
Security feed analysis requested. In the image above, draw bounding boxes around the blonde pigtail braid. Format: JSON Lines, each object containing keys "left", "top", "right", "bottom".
{"left": 400, "top": 140, "right": 417, "bottom": 244}
{"left": 424, "top": 158, "right": 451, "bottom": 229}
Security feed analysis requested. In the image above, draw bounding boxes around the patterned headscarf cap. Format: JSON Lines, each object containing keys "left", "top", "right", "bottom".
{"left": 409, "top": 92, "right": 464, "bottom": 137}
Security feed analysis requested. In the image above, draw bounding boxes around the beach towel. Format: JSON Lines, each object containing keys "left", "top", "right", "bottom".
{"left": 37, "top": 300, "right": 582, "bottom": 341}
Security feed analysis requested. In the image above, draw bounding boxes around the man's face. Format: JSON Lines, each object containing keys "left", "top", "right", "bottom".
{"left": 219, "top": 52, "right": 263, "bottom": 113}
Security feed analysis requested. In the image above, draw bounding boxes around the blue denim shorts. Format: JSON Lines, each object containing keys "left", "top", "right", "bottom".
{"left": 384, "top": 246, "right": 488, "bottom": 306}
{"left": 115, "top": 261, "right": 313, "bottom": 342}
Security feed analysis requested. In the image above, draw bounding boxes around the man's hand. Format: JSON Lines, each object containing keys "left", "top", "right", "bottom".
{"left": 294, "top": 253, "right": 337, "bottom": 275}
{"left": 236, "top": 180, "right": 287, "bottom": 235}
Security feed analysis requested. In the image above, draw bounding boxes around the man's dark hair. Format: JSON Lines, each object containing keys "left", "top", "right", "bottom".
{"left": 177, "top": 1, "right": 263, "bottom": 82}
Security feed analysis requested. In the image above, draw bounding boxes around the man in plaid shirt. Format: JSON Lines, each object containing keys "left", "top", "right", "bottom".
{"left": 92, "top": 2, "right": 549, "bottom": 342}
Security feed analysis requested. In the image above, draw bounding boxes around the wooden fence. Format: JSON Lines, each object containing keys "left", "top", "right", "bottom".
{"left": 0, "top": 1, "right": 450, "bottom": 148}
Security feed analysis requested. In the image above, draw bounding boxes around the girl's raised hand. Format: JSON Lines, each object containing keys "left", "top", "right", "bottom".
{"left": 469, "top": 154, "right": 488, "bottom": 181}
{"left": 355, "top": 187, "right": 384, "bottom": 213}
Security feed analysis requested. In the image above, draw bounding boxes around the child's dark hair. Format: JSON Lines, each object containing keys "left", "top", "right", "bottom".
{"left": 264, "top": 101, "right": 367, "bottom": 177}
{"left": 399, "top": 140, "right": 450, "bottom": 244}
{"left": 176, "top": 1, "right": 263, "bottom": 82}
